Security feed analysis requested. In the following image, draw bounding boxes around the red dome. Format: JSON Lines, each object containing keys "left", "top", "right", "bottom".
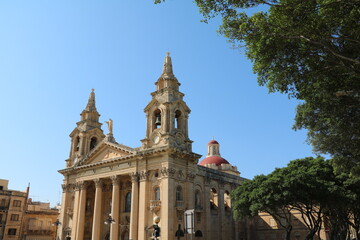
{"left": 208, "top": 140, "right": 219, "bottom": 145}
{"left": 199, "top": 156, "right": 229, "bottom": 166}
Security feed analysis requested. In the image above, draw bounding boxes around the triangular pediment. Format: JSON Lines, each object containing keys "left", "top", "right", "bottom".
{"left": 77, "top": 141, "right": 136, "bottom": 166}
{"left": 144, "top": 98, "right": 159, "bottom": 112}
{"left": 174, "top": 100, "right": 190, "bottom": 113}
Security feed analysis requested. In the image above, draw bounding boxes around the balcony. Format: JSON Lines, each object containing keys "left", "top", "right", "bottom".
{"left": 175, "top": 201, "right": 184, "bottom": 211}
{"left": 150, "top": 200, "right": 161, "bottom": 213}
{"left": 0, "top": 206, "right": 8, "bottom": 211}
{"left": 27, "top": 229, "right": 53, "bottom": 235}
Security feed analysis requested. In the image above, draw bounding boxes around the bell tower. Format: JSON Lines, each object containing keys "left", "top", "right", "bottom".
{"left": 66, "top": 89, "right": 105, "bottom": 167}
{"left": 142, "top": 53, "right": 192, "bottom": 151}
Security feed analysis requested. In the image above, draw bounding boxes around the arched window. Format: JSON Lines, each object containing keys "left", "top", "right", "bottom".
{"left": 153, "top": 109, "right": 161, "bottom": 129}
{"left": 154, "top": 187, "right": 160, "bottom": 201}
{"left": 195, "top": 190, "right": 202, "bottom": 209}
{"left": 176, "top": 186, "right": 183, "bottom": 201}
{"left": 90, "top": 137, "right": 97, "bottom": 150}
{"left": 210, "top": 188, "right": 218, "bottom": 209}
{"left": 125, "top": 192, "right": 131, "bottom": 212}
{"left": 195, "top": 230, "right": 203, "bottom": 237}
{"left": 224, "top": 190, "right": 231, "bottom": 210}
{"left": 175, "top": 110, "right": 182, "bottom": 129}
{"left": 75, "top": 136, "right": 80, "bottom": 152}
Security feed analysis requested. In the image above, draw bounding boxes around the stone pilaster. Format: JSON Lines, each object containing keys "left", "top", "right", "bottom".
{"left": 110, "top": 176, "right": 120, "bottom": 240}
{"left": 92, "top": 179, "right": 103, "bottom": 240}
{"left": 129, "top": 173, "right": 139, "bottom": 240}
{"left": 138, "top": 171, "right": 150, "bottom": 240}
{"left": 204, "top": 178, "right": 211, "bottom": 240}
{"left": 76, "top": 181, "right": 87, "bottom": 240}
{"left": 59, "top": 184, "right": 71, "bottom": 240}
{"left": 71, "top": 183, "right": 81, "bottom": 240}
{"left": 186, "top": 172, "right": 196, "bottom": 210}
{"left": 218, "top": 187, "right": 225, "bottom": 240}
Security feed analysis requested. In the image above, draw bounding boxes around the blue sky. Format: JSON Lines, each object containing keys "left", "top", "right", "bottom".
{"left": 0, "top": 1, "right": 315, "bottom": 206}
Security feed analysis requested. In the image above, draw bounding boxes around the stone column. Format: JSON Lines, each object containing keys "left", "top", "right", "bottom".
{"left": 165, "top": 108, "right": 170, "bottom": 132}
{"left": 110, "top": 176, "right": 120, "bottom": 240}
{"left": 59, "top": 184, "right": 71, "bottom": 240}
{"left": 204, "top": 179, "right": 211, "bottom": 240}
{"left": 145, "top": 113, "right": 150, "bottom": 139}
{"left": 129, "top": 173, "right": 139, "bottom": 240}
{"left": 184, "top": 114, "right": 189, "bottom": 138}
{"left": 218, "top": 186, "right": 225, "bottom": 240}
{"left": 187, "top": 172, "right": 196, "bottom": 209}
{"left": 138, "top": 171, "right": 150, "bottom": 240}
{"left": 76, "top": 182, "right": 87, "bottom": 240}
{"left": 71, "top": 183, "right": 81, "bottom": 240}
{"left": 160, "top": 167, "right": 176, "bottom": 240}
{"left": 92, "top": 179, "right": 103, "bottom": 240}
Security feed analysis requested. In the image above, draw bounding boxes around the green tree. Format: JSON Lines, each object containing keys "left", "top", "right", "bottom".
{"left": 231, "top": 174, "right": 295, "bottom": 240}
{"left": 155, "top": 0, "right": 360, "bottom": 174}
{"left": 231, "top": 157, "right": 357, "bottom": 240}
{"left": 281, "top": 157, "right": 337, "bottom": 240}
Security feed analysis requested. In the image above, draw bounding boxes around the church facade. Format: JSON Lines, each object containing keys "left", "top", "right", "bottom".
{"left": 58, "top": 54, "right": 246, "bottom": 240}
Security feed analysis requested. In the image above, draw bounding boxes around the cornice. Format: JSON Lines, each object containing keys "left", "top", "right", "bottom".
{"left": 58, "top": 146, "right": 201, "bottom": 175}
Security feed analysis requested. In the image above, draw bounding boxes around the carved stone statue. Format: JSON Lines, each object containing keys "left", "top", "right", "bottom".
{"left": 105, "top": 119, "right": 113, "bottom": 134}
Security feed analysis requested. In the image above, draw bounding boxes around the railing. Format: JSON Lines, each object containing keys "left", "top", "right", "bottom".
{"left": 176, "top": 201, "right": 184, "bottom": 209}
{"left": 27, "top": 229, "right": 53, "bottom": 235}
{"left": 150, "top": 200, "right": 161, "bottom": 213}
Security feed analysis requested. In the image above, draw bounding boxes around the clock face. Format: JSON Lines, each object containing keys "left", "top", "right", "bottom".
{"left": 153, "top": 135, "right": 160, "bottom": 144}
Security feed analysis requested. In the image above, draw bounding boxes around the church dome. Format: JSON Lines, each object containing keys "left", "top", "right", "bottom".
{"left": 208, "top": 139, "right": 219, "bottom": 145}
{"left": 199, "top": 139, "right": 230, "bottom": 166}
{"left": 199, "top": 155, "right": 229, "bottom": 166}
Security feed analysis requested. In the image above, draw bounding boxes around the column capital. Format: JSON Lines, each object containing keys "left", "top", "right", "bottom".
{"left": 187, "top": 172, "right": 196, "bottom": 181}
{"left": 94, "top": 178, "right": 103, "bottom": 188}
{"left": 75, "top": 181, "right": 88, "bottom": 191}
{"left": 61, "top": 183, "right": 71, "bottom": 193}
{"left": 111, "top": 175, "right": 120, "bottom": 186}
{"left": 160, "top": 167, "right": 176, "bottom": 178}
{"left": 139, "top": 171, "right": 150, "bottom": 181}
{"left": 218, "top": 180, "right": 225, "bottom": 189}
{"left": 204, "top": 176, "right": 211, "bottom": 186}
{"left": 130, "top": 172, "right": 139, "bottom": 183}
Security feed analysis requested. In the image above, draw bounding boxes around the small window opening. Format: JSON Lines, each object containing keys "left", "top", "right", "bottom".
{"left": 155, "top": 187, "right": 160, "bottom": 201}
{"left": 75, "top": 136, "right": 80, "bottom": 152}
{"left": 224, "top": 190, "right": 231, "bottom": 210}
{"left": 90, "top": 137, "right": 97, "bottom": 150}
{"left": 125, "top": 192, "right": 131, "bottom": 212}
{"left": 154, "top": 109, "right": 161, "bottom": 129}
{"left": 195, "top": 190, "right": 202, "bottom": 209}
{"left": 176, "top": 186, "right": 183, "bottom": 201}
{"left": 210, "top": 188, "right": 218, "bottom": 209}
{"left": 175, "top": 110, "right": 182, "bottom": 129}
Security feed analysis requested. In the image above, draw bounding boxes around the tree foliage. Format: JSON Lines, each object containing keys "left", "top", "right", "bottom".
{"left": 231, "top": 157, "right": 360, "bottom": 239}
{"left": 155, "top": 0, "right": 360, "bottom": 174}
{"left": 231, "top": 173, "right": 295, "bottom": 240}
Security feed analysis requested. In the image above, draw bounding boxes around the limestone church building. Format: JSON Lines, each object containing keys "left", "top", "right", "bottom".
{"left": 58, "top": 54, "right": 245, "bottom": 240}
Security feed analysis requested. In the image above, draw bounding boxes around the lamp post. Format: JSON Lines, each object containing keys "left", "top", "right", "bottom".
{"left": 53, "top": 219, "right": 61, "bottom": 240}
{"left": 104, "top": 214, "right": 115, "bottom": 240}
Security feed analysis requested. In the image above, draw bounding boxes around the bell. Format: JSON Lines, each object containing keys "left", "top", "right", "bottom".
{"left": 155, "top": 115, "right": 161, "bottom": 126}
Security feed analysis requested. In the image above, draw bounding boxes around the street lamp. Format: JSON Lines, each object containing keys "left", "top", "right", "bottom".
{"left": 104, "top": 214, "right": 115, "bottom": 240}
{"left": 52, "top": 219, "right": 61, "bottom": 240}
